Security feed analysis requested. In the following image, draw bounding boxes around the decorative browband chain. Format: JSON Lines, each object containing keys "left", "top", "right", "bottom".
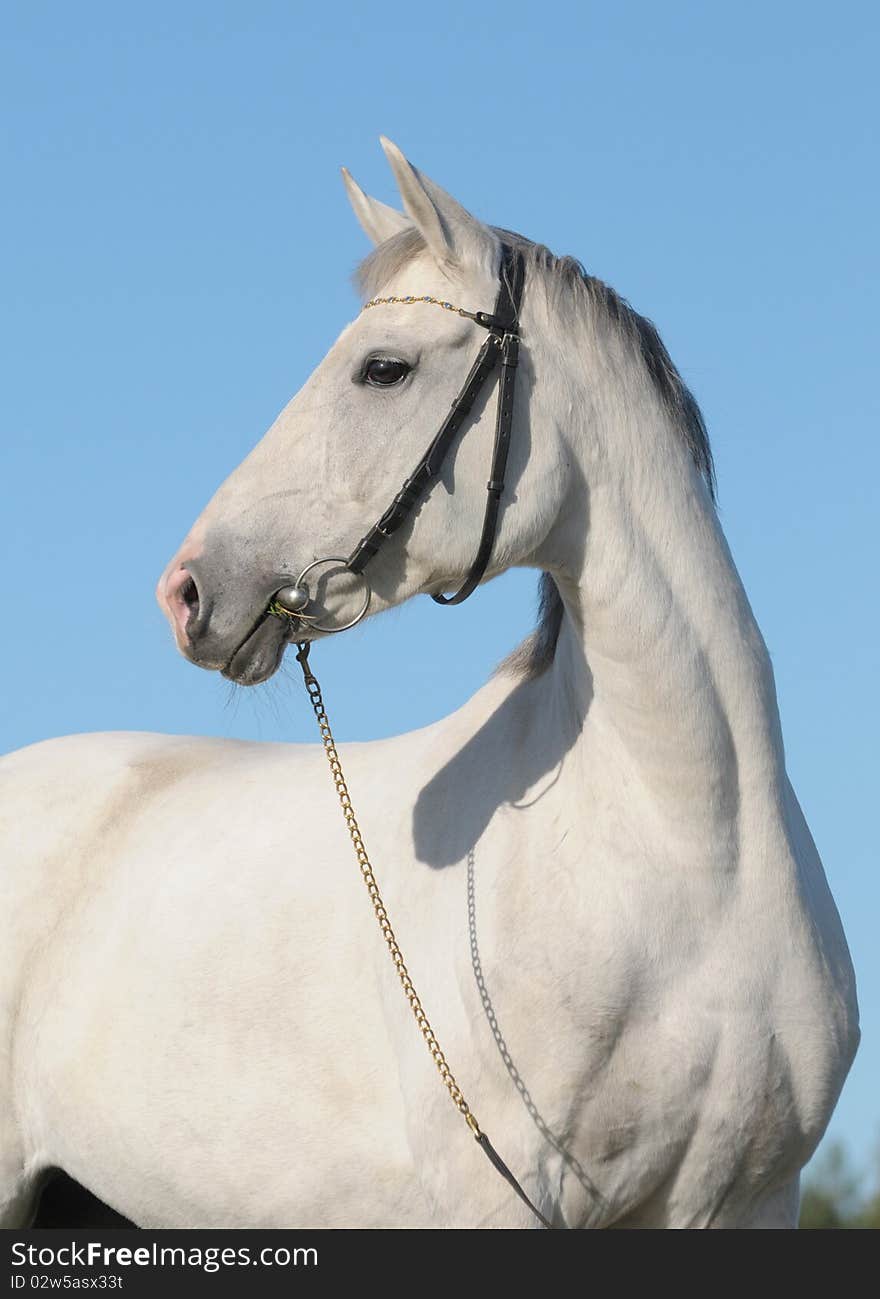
{"left": 346, "top": 244, "right": 526, "bottom": 606}
{"left": 362, "top": 290, "right": 519, "bottom": 335}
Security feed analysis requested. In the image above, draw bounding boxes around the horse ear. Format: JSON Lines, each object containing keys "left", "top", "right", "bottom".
{"left": 341, "top": 167, "right": 413, "bottom": 246}
{"left": 379, "top": 136, "right": 497, "bottom": 274}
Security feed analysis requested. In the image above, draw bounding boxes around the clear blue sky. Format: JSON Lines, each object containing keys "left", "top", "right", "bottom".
{"left": 2, "top": 2, "right": 877, "bottom": 1188}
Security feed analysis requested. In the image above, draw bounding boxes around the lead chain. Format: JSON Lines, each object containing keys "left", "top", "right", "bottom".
{"left": 294, "top": 642, "right": 482, "bottom": 1139}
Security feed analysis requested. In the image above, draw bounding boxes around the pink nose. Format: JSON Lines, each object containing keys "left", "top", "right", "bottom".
{"left": 161, "top": 565, "right": 201, "bottom": 642}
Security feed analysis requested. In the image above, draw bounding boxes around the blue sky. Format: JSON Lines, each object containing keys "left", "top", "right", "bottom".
{"left": 2, "top": 2, "right": 877, "bottom": 1188}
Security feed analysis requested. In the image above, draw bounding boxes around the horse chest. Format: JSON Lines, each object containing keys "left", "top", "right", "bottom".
{"left": 378, "top": 790, "right": 812, "bottom": 1225}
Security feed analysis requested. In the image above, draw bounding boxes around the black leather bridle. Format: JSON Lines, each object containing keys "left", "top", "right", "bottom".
{"left": 267, "top": 246, "right": 556, "bottom": 1228}
{"left": 269, "top": 243, "right": 526, "bottom": 627}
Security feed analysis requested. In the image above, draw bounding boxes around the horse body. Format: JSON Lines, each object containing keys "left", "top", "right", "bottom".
{"left": 0, "top": 140, "right": 857, "bottom": 1227}
{"left": 0, "top": 638, "right": 854, "bottom": 1227}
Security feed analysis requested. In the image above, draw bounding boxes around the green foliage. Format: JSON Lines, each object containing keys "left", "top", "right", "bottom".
{"left": 799, "top": 1139, "right": 880, "bottom": 1229}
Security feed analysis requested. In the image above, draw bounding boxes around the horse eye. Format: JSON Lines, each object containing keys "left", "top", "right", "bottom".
{"left": 364, "top": 357, "right": 410, "bottom": 387}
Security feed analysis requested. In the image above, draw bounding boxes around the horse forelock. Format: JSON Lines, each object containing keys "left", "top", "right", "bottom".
{"left": 355, "top": 227, "right": 715, "bottom": 681}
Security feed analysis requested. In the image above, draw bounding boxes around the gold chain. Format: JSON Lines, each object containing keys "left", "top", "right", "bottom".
{"left": 363, "top": 293, "right": 478, "bottom": 321}
{"left": 294, "top": 642, "right": 482, "bottom": 1140}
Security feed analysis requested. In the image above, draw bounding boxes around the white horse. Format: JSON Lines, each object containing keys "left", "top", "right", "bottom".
{"left": 1, "top": 139, "right": 858, "bottom": 1229}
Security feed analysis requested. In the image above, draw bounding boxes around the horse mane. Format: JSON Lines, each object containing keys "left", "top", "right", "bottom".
{"left": 356, "top": 227, "right": 715, "bottom": 680}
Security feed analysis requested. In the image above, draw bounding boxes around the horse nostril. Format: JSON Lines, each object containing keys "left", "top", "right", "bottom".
{"left": 163, "top": 564, "right": 205, "bottom": 640}
{"left": 180, "top": 575, "right": 200, "bottom": 620}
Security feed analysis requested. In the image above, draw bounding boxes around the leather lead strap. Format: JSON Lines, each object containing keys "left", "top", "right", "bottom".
{"left": 475, "top": 1133, "right": 555, "bottom": 1229}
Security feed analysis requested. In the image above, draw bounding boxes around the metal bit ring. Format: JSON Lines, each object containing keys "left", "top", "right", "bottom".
{"left": 270, "top": 557, "right": 371, "bottom": 634}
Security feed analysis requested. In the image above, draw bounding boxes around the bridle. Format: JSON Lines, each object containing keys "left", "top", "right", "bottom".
{"left": 267, "top": 242, "right": 526, "bottom": 627}
{"left": 268, "top": 246, "right": 557, "bottom": 1229}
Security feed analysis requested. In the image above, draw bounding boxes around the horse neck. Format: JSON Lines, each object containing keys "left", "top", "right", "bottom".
{"left": 534, "top": 327, "right": 787, "bottom": 853}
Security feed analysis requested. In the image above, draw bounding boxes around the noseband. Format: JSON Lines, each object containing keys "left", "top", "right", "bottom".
{"left": 269, "top": 243, "right": 526, "bottom": 629}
